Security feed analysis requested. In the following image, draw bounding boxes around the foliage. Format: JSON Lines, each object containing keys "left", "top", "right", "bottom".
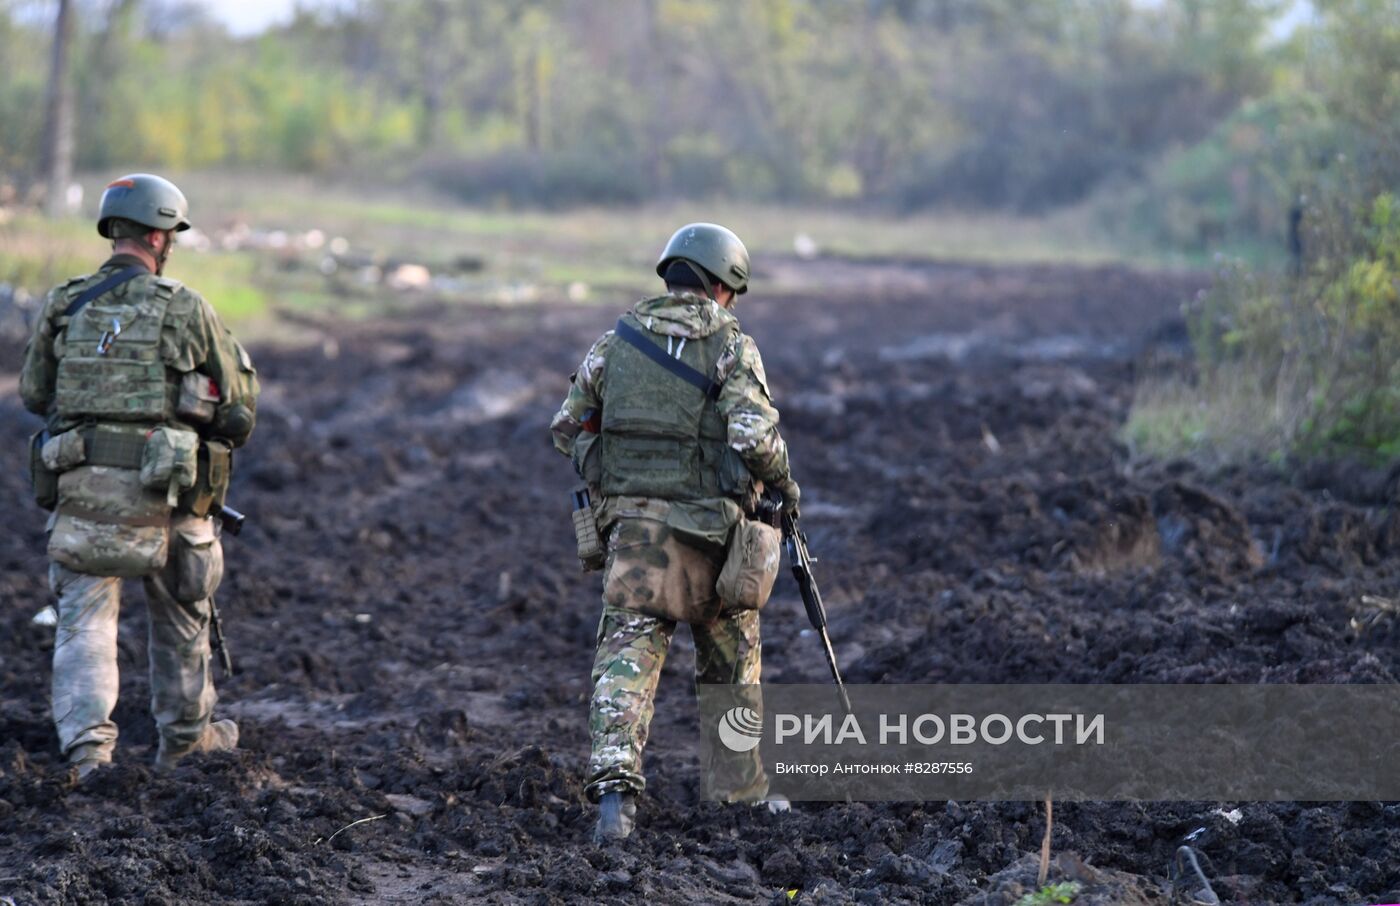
{"left": 1128, "top": 1, "right": 1400, "bottom": 464}
{"left": 1013, "top": 881, "right": 1082, "bottom": 906}
{"left": 0, "top": 0, "right": 1282, "bottom": 211}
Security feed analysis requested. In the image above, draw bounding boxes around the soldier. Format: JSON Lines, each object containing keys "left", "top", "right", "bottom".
{"left": 20, "top": 174, "right": 259, "bottom": 778}
{"left": 550, "top": 223, "right": 800, "bottom": 842}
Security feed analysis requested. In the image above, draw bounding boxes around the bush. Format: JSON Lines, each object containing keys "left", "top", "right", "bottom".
{"left": 1129, "top": 194, "right": 1400, "bottom": 463}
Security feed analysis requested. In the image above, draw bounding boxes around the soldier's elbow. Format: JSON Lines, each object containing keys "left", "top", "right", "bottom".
{"left": 20, "top": 388, "right": 49, "bottom": 416}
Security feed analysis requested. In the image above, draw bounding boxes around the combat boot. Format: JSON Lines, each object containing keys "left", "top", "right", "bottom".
{"left": 68, "top": 743, "right": 111, "bottom": 781}
{"left": 592, "top": 791, "right": 637, "bottom": 843}
{"left": 155, "top": 718, "right": 239, "bottom": 771}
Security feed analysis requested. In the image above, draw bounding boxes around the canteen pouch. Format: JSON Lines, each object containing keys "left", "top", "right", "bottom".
{"left": 716, "top": 517, "right": 782, "bottom": 610}
{"left": 140, "top": 427, "right": 199, "bottom": 505}
{"left": 30, "top": 431, "right": 58, "bottom": 511}
{"left": 179, "top": 439, "right": 233, "bottom": 517}
{"left": 176, "top": 371, "right": 220, "bottom": 425}
{"left": 571, "top": 486, "right": 605, "bottom": 572}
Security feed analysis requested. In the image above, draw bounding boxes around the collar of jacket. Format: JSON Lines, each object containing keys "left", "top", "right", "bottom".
{"left": 100, "top": 253, "right": 152, "bottom": 274}
{"left": 630, "top": 292, "right": 737, "bottom": 339}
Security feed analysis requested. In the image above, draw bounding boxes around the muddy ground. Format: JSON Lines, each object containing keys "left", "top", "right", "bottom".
{"left": 2, "top": 257, "right": 1398, "bottom": 905}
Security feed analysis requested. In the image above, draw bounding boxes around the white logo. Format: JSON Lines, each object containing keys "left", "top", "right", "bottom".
{"left": 717, "top": 706, "right": 763, "bottom": 752}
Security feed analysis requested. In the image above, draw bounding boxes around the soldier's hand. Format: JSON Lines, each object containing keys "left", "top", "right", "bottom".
{"left": 774, "top": 477, "right": 801, "bottom": 519}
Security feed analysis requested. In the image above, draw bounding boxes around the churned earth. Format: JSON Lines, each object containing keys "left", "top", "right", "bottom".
{"left": 2, "top": 256, "right": 1398, "bottom": 904}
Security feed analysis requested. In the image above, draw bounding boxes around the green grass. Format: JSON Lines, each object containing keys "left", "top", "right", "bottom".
{"left": 3, "top": 170, "right": 1170, "bottom": 336}
{"left": 1123, "top": 368, "right": 1303, "bottom": 467}
{"left": 1014, "top": 881, "right": 1082, "bottom": 906}
{"left": 165, "top": 252, "right": 267, "bottom": 321}
{"left": 0, "top": 214, "right": 92, "bottom": 291}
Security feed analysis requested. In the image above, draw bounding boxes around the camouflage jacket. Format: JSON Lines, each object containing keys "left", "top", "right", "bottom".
{"left": 20, "top": 255, "right": 260, "bottom": 446}
{"left": 551, "top": 292, "right": 791, "bottom": 541}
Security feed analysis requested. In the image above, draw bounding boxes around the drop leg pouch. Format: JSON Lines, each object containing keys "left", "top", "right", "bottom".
{"left": 715, "top": 518, "right": 782, "bottom": 610}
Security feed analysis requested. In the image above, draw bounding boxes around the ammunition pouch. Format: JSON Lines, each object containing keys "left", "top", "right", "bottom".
{"left": 572, "top": 486, "right": 606, "bottom": 572}
{"left": 716, "top": 518, "right": 782, "bottom": 611}
{"left": 179, "top": 439, "right": 232, "bottom": 518}
{"left": 29, "top": 431, "right": 58, "bottom": 511}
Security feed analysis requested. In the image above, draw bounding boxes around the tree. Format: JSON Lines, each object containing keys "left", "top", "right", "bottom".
{"left": 41, "top": 0, "right": 75, "bottom": 216}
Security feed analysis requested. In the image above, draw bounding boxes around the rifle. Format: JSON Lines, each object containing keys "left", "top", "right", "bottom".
{"left": 206, "top": 501, "right": 246, "bottom": 674}
{"left": 209, "top": 502, "right": 245, "bottom": 536}
{"left": 210, "top": 596, "right": 233, "bottom": 676}
{"left": 760, "top": 492, "right": 852, "bottom": 712}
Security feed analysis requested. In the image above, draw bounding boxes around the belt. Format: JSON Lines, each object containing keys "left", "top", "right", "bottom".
{"left": 57, "top": 503, "right": 169, "bottom": 528}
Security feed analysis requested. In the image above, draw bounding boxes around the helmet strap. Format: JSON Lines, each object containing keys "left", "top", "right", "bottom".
{"left": 680, "top": 259, "right": 717, "bottom": 305}
{"left": 127, "top": 230, "right": 173, "bottom": 275}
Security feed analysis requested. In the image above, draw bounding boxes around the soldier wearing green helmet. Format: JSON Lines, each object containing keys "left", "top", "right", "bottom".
{"left": 20, "top": 174, "right": 259, "bottom": 779}
{"left": 551, "top": 223, "right": 800, "bottom": 842}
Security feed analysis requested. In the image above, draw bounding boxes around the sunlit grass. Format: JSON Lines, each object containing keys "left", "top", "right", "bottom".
{"left": 165, "top": 252, "right": 267, "bottom": 321}
{"left": 2, "top": 170, "right": 1163, "bottom": 335}
{"left": 1123, "top": 370, "right": 1297, "bottom": 467}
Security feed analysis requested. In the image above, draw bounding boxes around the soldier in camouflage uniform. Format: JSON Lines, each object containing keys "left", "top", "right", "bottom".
{"left": 20, "top": 174, "right": 259, "bottom": 778}
{"left": 551, "top": 223, "right": 800, "bottom": 841}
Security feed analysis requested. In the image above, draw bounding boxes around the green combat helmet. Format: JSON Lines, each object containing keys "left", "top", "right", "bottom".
{"left": 656, "top": 223, "right": 751, "bottom": 295}
{"left": 96, "top": 174, "right": 192, "bottom": 239}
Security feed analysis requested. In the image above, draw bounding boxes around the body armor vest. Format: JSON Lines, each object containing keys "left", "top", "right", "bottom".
{"left": 54, "top": 274, "right": 175, "bottom": 423}
{"left": 599, "top": 312, "right": 737, "bottom": 501}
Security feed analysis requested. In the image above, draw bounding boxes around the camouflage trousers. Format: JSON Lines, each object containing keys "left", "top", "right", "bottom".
{"left": 49, "top": 514, "right": 224, "bottom": 766}
{"left": 587, "top": 515, "right": 765, "bottom": 801}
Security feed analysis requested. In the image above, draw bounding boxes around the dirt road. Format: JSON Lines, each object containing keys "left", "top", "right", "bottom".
{"left": 2, "top": 258, "right": 1397, "bottom": 904}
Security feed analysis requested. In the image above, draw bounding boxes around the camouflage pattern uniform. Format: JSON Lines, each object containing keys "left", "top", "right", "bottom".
{"left": 551, "top": 291, "right": 795, "bottom": 802}
{"left": 21, "top": 254, "right": 259, "bottom": 771}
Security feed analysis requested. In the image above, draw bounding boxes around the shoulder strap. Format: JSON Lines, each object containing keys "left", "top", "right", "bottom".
{"left": 63, "top": 266, "right": 147, "bottom": 318}
{"left": 614, "top": 318, "right": 724, "bottom": 400}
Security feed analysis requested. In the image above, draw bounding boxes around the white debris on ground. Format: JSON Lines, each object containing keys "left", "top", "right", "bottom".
{"left": 387, "top": 263, "right": 432, "bottom": 291}
{"left": 120, "top": 219, "right": 598, "bottom": 305}
{"left": 793, "top": 232, "right": 820, "bottom": 259}
{"left": 31, "top": 606, "right": 57, "bottom": 627}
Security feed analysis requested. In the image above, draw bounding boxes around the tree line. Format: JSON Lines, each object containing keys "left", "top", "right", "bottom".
{"left": 4, "top": 0, "right": 1283, "bottom": 213}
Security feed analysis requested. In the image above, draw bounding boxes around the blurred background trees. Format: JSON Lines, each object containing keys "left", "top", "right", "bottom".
{"left": 0, "top": 0, "right": 1307, "bottom": 220}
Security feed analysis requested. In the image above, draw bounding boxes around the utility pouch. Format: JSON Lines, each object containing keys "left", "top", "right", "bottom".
{"left": 719, "top": 447, "right": 760, "bottom": 512}
{"left": 30, "top": 431, "right": 58, "bottom": 511}
{"left": 716, "top": 518, "right": 782, "bottom": 610}
{"left": 179, "top": 439, "right": 233, "bottom": 517}
{"left": 41, "top": 429, "right": 88, "bottom": 473}
{"left": 175, "top": 371, "right": 220, "bottom": 425}
{"left": 167, "top": 515, "right": 224, "bottom": 604}
{"left": 571, "top": 486, "right": 605, "bottom": 572}
{"left": 140, "top": 427, "right": 199, "bottom": 506}
{"left": 50, "top": 465, "right": 170, "bottom": 578}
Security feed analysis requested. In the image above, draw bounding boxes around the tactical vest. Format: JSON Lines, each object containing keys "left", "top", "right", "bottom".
{"left": 53, "top": 273, "right": 175, "bottom": 423}
{"left": 599, "top": 312, "right": 738, "bottom": 501}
